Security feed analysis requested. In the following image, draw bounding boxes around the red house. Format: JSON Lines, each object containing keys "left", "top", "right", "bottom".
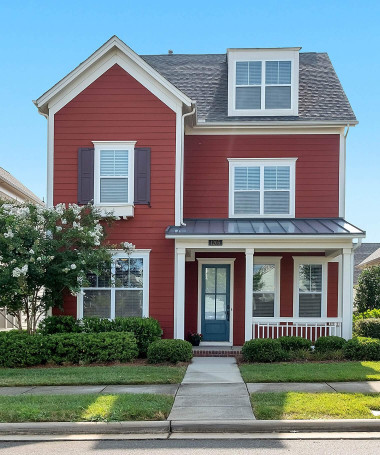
{"left": 34, "top": 36, "right": 365, "bottom": 346}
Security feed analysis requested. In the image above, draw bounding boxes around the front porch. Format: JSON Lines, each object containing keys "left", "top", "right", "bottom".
{"left": 166, "top": 218, "right": 365, "bottom": 345}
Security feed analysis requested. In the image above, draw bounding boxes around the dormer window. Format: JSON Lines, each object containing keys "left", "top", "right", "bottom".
{"left": 228, "top": 48, "right": 300, "bottom": 117}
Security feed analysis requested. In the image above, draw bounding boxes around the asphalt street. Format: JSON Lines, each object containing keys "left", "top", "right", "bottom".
{"left": 0, "top": 439, "right": 379, "bottom": 454}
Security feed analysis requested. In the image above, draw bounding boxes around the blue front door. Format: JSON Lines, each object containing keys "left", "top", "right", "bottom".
{"left": 201, "top": 264, "right": 230, "bottom": 342}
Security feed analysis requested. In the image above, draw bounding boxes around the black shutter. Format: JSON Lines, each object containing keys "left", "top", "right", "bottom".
{"left": 78, "top": 147, "right": 94, "bottom": 204}
{"left": 134, "top": 147, "right": 151, "bottom": 205}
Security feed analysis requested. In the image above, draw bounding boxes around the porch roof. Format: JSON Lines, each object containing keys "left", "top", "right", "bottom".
{"left": 166, "top": 218, "right": 365, "bottom": 238}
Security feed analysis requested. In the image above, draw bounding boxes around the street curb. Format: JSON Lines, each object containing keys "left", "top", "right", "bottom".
{"left": 0, "top": 421, "right": 169, "bottom": 435}
{"left": 1, "top": 419, "right": 380, "bottom": 435}
{"left": 170, "top": 419, "right": 380, "bottom": 433}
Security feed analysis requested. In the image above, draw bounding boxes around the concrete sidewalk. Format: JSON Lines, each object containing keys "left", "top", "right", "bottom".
{"left": 0, "top": 384, "right": 178, "bottom": 396}
{"left": 247, "top": 381, "right": 380, "bottom": 394}
{"left": 168, "top": 357, "right": 255, "bottom": 421}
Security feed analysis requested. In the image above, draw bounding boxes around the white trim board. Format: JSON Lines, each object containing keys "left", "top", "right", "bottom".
{"left": 35, "top": 36, "right": 192, "bottom": 114}
{"left": 197, "top": 258, "right": 235, "bottom": 344}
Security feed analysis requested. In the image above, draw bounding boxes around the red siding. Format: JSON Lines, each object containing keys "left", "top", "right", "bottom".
{"left": 328, "top": 262, "right": 339, "bottom": 317}
{"left": 184, "top": 135, "right": 340, "bottom": 218}
{"left": 53, "top": 64, "right": 176, "bottom": 338}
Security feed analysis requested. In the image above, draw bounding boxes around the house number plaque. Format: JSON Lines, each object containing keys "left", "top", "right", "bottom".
{"left": 208, "top": 240, "right": 223, "bottom": 246}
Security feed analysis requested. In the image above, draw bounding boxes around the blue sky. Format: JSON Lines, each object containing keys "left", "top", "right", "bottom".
{"left": 0, "top": 1, "right": 379, "bottom": 240}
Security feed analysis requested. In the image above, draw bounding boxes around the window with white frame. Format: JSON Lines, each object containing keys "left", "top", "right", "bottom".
{"left": 94, "top": 141, "right": 135, "bottom": 206}
{"left": 78, "top": 251, "right": 149, "bottom": 319}
{"left": 235, "top": 60, "right": 291, "bottom": 110}
{"left": 252, "top": 257, "right": 281, "bottom": 318}
{"left": 229, "top": 159, "right": 296, "bottom": 217}
{"left": 293, "top": 257, "right": 327, "bottom": 319}
{"left": 228, "top": 49, "right": 299, "bottom": 116}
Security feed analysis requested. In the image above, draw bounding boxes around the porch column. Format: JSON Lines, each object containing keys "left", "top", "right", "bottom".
{"left": 341, "top": 248, "right": 354, "bottom": 340}
{"left": 245, "top": 248, "right": 255, "bottom": 341}
{"left": 174, "top": 247, "right": 186, "bottom": 340}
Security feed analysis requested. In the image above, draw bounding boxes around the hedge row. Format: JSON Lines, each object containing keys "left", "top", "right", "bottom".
{"left": 0, "top": 331, "right": 138, "bottom": 367}
{"left": 242, "top": 335, "right": 380, "bottom": 362}
{"left": 354, "top": 319, "right": 380, "bottom": 339}
{"left": 39, "top": 316, "right": 162, "bottom": 357}
{"left": 147, "top": 339, "right": 193, "bottom": 364}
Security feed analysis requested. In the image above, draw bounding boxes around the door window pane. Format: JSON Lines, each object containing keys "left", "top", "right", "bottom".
{"left": 205, "top": 268, "right": 216, "bottom": 293}
{"left": 216, "top": 268, "right": 227, "bottom": 293}
{"left": 205, "top": 295, "right": 215, "bottom": 320}
{"left": 215, "top": 295, "right": 227, "bottom": 320}
{"left": 83, "top": 290, "right": 111, "bottom": 318}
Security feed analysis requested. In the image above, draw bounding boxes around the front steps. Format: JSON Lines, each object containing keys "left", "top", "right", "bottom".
{"left": 192, "top": 346, "right": 242, "bottom": 359}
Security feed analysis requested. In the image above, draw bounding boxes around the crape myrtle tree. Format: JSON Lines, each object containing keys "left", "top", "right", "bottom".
{"left": 0, "top": 201, "right": 130, "bottom": 334}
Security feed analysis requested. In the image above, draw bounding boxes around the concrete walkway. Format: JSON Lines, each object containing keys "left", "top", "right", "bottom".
{"left": 247, "top": 381, "right": 380, "bottom": 394}
{"left": 168, "top": 357, "right": 255, "bottom": 421}
{"left": 0, "top": 384, "right": 178, "bottom": 396}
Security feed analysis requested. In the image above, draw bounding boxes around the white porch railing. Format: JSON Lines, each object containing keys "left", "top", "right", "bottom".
{"left": 252, "top": 318, "right": 342, "bottom": 342}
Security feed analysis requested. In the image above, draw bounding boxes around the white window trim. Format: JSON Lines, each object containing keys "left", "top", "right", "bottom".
{"left": 228, "top": 158, "right": 297, "bottom": 218}
{"left": 293, "top": 256, "right": 328, "bottom": 318}
{"left": 93, "top": 141, "right": 136, "bottom": 217}
{"left": 228, "top": 49, "right": 299, "bottom": 117}
{"left": 77, "top": 249, "right": 150, "bottom": 319}
{"left": 253, "top": 256, "right": 282, "bottom": 319}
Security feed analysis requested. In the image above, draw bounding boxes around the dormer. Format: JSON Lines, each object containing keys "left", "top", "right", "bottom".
{"left": 227, "top": 47, "right": 301, "bottom": 117}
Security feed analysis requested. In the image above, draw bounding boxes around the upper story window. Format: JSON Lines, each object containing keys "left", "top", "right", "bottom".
{"left": 228, "top": 158, "right": 296, "bottom": 218}
{"left": 94, "top": 142, "right": 136, "bottom": 207}
{"left": 228, "top": 48, "right": 300, "bottom": 117}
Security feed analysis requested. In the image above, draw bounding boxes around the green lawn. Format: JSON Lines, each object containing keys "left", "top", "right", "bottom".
{"left": 251, "top": 392, "right": 380, "bottom": 420}
{"left": 0, "top": 365, "right": 186, "bottom": 387}
{"left": 0, "top": 393, "right": 174, "bottom": 422}
{"left": 240, "top": 361, "right": 380, "bottom": 383}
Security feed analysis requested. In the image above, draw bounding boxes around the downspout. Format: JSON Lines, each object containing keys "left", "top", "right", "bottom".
{"left": 180, "top": 107, "right": 196, "bottom": 225}
{"left": 33, "top": 102, "right": 49, "bottom": 205}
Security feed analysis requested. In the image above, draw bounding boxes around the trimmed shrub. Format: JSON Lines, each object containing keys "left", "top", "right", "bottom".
{"left": 277, "top": 336, "right": 312, "bottom": 352}
{"left": 353, "top": 309, "right": 380, "bottom": 323}
{"left": 242, "top": 339, "right": 287, "bottom": 363}
{"left": 344, "top": 337, "right": 380, "bottom": 361}
{"left": 0, "top": 331, "right": 138, "bottom": 367}
{"left": 355, "top": 319, "right": 380, "bottom": 339}
{"left": 45, "top": 332, "right": 138, "bottom": 364}
{"left": 39, "top": 315, "right": 81, "bottom": 335}
{"left": 314, "top": 336, "right": 347, "bottom": 352}
{"left": 147, "top": 339, "right": 193, "bottom": 364}
{"left": 0, "top": 331, "right": 48, "bottom": 367}
{"left": 38, "top": 316, "right": 162, "bottom": 357}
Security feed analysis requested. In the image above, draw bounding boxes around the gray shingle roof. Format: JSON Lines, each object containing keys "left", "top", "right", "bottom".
{"left": 142, "top": 53, "right": 356, "bottom": 124}
{"left": 354, "top": 243, "right": 380, "bottom": 284}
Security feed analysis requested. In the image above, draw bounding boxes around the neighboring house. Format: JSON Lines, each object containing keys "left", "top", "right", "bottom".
{"left": 0, "top": 168, "right": 44, "bottom": 330}
{"left": 354, "top": 243, "right": 380, "bottom": 285}
{"left": 357, "top": 247, "right": 380, "bottom": 270}
{"left": 33, "top": 36, "right": 365, "bottom": 345}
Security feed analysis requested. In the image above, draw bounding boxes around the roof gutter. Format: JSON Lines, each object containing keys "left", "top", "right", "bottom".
{"left": 193, "top": 120, "right": 359, "bottom": 128}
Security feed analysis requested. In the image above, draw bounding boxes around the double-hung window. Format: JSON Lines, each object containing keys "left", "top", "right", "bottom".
{"left": 252, "top": 257, "right": 281, "bottom": 318}
{"left": 293, "top": 257, "right": 327, "bottom": 318}
{"left": 228, "top": 49, "right": 299, "bottom": 116}
{"left": 94, "top": 141, "right": 135, "bottom": 208}
{"left": 229, "top": 159, "right": 296, "bottom": 217}
{"left": 78, "top": 251, "right": 149, "bottom": 319}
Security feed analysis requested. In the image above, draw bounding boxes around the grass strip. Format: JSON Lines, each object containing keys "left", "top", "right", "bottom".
{"left": 240, "top": 361, "right": 380, "bottom": 383}
{"left": 0, "top": 365, "right": 186, "bottom": 387}
{"left": 251, "top": 392, "right": 380, "bottom": 420}
{"left": 0, "top": 393, "right": 174, "bottom": 422}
